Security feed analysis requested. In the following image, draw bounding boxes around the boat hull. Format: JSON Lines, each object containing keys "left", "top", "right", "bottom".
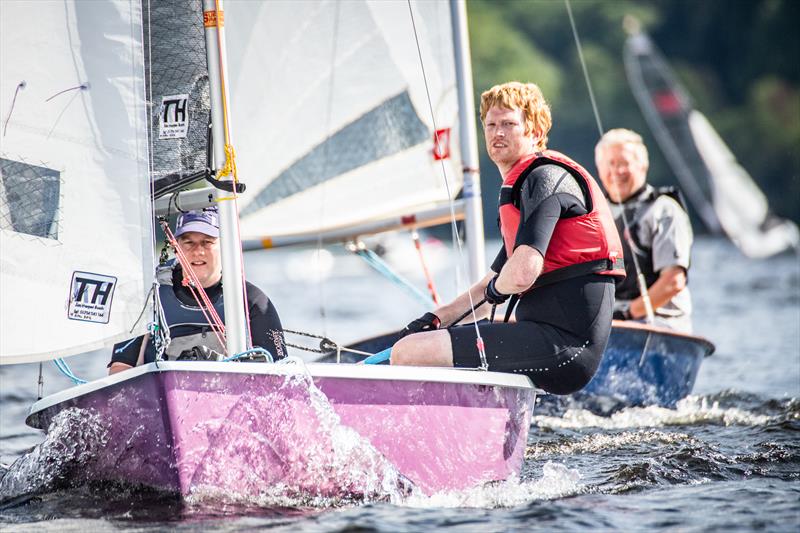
{"left": 575, "top": 322, "right": 714, "bottom": 408}
{"left": 27, "top": 362, "right": 535, "bottom": 497}
{"left": 320, "top": 322, "right": 714, "bottom": 408}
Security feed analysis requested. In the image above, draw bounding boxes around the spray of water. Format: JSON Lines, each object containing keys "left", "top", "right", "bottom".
{"left": 0, "top": 408, "right": 109, "bottom": 500}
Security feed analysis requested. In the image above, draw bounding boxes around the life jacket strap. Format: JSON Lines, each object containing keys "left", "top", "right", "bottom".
{"left": 534, "top": 258, "right": 622, "bottom": 289}
{"left": 501, "top": 257, "right": 620, "bottom": 323}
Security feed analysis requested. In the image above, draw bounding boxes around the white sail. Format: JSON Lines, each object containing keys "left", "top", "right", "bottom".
{"left": 224, "top": 0, "right": 461, "bottom": 239}
{"left": 0, "top": 0, "right": 153, "bottom": 364}
{"left": 688, "top": 111, "right": 799, "bottom": 258}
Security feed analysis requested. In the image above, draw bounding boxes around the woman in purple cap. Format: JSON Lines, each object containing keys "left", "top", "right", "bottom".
{"left": 108, "top": 207, "right": 285, "bottom": 373}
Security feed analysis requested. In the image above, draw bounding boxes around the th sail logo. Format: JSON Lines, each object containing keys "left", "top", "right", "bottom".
{"left": 68, "top": 272, "right": 117, "bottom": 324}
{"left": 159, "top": 94, "right": 190, "bottom": 139}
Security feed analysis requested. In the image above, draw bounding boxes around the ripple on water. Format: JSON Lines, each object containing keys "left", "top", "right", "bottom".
{"left": 533, "top": 394, "right": 775, "bottom": 430}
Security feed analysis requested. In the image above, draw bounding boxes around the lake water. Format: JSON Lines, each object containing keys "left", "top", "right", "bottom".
{"left": 1, "top": 236, "right": 798, "bottom": 531}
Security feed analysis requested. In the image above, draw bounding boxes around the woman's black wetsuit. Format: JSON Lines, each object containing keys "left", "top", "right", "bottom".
{"left": 449, "top": 164, "right": 614, "bottom": 395}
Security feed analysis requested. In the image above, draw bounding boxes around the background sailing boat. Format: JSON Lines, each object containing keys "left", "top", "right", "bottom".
{"left": 623, "top": 22, "right": 799, "bottom": 258}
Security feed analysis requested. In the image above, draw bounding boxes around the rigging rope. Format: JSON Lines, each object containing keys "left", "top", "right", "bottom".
{"left": 53, "top": 358, "right": 87, "bottom": 385}
{"left": 406, "top": 0, "right": 489, "bottom": 369}
{"left": 411, "top": 230, "right": 441, "bottom": 305}
{"left": 565, "top": 0, "right": 655, "bottom": 323}
{"left": 312, "top": 0, "right": 343, "bottom": 337}
{"left": 160, "top": 220, "right": 228, "bottom": 355}
{"left": 352, "top": 244, "right": 434, "bottom": 307}
{"left": 282, "top": 328, "right": 373, "bottom": 358}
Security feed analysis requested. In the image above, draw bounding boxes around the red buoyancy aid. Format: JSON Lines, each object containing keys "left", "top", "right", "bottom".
{"left": 498, "top": 150, "right": 625, "bottom": 290}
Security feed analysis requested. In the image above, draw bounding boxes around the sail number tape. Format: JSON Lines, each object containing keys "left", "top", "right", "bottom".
{"left": 203, "top": 10, "right": 224, "bottom": 28}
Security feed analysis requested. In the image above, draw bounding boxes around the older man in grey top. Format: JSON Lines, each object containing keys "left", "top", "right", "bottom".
{"left": 595, "top": 128, "right": 693, "bottom": 333}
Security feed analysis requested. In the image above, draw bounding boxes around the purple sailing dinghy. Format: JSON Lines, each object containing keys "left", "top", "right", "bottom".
{"left": 26, "top": 362, "right": 536, "bottom": 497}
{"left": 4, "top": 0, "right": 538, "bottom": 500}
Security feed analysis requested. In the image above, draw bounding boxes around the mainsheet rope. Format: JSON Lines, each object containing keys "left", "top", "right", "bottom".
{"left": 565, "top": 0, "right": 655, "bottom": 323}
{"left": 406, "top": 0, "right": 489, "bottom": 369}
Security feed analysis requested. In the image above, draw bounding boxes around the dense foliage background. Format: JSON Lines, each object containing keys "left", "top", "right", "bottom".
{"left": 466, "top": 0, "right": 799, "bottom": 234}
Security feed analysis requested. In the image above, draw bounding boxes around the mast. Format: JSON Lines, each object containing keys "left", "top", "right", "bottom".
{"left": 201, "top": 0, "right": 248, "bottom": 355}
{"left": 450, "top": 0, "right": 485, "bottom": 283}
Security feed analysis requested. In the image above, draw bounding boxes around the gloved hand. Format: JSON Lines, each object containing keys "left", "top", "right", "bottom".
{"left": 612, "top": 301, "right": 632, "bottom": 320}
{"left": 484, "top": 276, "right": 510, "bottom": 305}
{"left": 399, "top": 312, "right": 441, "bottom": 338}
{"left": 177, "top": 345, "right": 223, "bottom": 361}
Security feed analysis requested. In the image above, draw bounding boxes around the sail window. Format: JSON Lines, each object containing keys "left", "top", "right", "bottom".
{"left": 0, "top": 157, "right": 61, "bottom": 240}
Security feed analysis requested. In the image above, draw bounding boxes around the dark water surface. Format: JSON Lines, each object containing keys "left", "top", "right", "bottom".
{"left": 1, "top": 237, "right": 798, "bottom": 531}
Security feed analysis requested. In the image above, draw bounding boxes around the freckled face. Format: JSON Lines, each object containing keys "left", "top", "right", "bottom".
{"left": 596, "top": 142, "right": 648, "bottom": 202}
{"left": 483, "top": 106, "right": 537, "bottom": 173}
{"left": 177, "top": 231, "right": 221, "bottom": 288}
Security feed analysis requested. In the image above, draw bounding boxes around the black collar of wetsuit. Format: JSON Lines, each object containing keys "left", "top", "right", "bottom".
{"left": 171, "top": 264, "right": 223, "bottom": 306}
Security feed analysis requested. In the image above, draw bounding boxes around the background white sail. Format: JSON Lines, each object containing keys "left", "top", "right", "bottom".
{"left": 0, "top": 0, "right": 153, "bottom": 364}
{"left": 688, "top": 111, "right": 799, "bottom": 258}
{"left": 224, "top": 0, "right": 461, "bottom": 239}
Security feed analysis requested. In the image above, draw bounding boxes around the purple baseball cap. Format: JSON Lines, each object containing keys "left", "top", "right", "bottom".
{"left": 175, "top": 207, "right": 220, "bottom": 238}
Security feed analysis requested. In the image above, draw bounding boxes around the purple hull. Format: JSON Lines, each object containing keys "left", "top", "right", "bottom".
{"left": 27, "top": 362, "right": 535, "bottom": 497}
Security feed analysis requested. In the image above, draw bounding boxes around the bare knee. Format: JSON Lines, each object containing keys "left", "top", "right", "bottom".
{"left": 390, "top": 330, "right": 454, "bottom": 367}
{"left": 390, "top": 336, "right": 416, "bottom": 365}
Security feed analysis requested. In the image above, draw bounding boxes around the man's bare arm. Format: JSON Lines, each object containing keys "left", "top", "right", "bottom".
{"left": 629, "top": 266, "right": 687, "bottom": 319}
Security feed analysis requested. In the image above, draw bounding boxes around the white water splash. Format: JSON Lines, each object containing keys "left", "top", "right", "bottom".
{"left": 401, "top": 462, "right": 582, "bottom": 509}
{"left": 0, "top": 408, "right": 108, "bottom": 500}
{"left": 186, "top": 371, "right": 415, "bottom": 506}
{"left": 534, "top": 395, "right": 774, "bottom": 430}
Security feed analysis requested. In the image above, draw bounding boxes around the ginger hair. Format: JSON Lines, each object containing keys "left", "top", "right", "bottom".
{"left": 480, "top": 81, "right": 552, "bottom": 150}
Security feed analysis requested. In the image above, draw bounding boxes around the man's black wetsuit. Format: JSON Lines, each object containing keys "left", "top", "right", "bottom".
{"left": 109, "top": 266, "right": 285, "bottom": 366}
{"left": 449, "top": 164, "right": 614, "bottom": 395}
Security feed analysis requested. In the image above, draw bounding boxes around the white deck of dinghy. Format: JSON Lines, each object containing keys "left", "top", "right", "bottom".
{"left": 27, "top": 361, "right": 537, "bottom": 428}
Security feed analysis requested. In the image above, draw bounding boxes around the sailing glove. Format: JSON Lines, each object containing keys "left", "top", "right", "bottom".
{"left": 399, "top": 312, "right": 441, "bottom": 338}
{"left": 484, "top": 276, "right": 510, "bottom": 305}
{"left": 612, "top": 301, "right": 632, "bottom": 320}
{"left": 177, "top": 345, "right": 223, "bottom": 361}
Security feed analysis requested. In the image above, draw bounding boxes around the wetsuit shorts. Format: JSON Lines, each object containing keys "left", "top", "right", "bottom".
{"left": 449, "top": 274, "right": 614, "bottom": 395}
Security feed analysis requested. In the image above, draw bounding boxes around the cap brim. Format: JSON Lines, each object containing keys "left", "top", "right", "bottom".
{"left": 175, "top": 221, "right": 219, "bottom": 238}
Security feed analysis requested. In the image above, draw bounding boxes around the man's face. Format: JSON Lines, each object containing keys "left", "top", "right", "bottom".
{"left": 177, "top": 231, "right": 222, "bottom": 288}
{"left": 483, "top": 106, "right": 535, "bottom": 172}
{"left": 597, "top": 142, "right": 647, "bottom": 202}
